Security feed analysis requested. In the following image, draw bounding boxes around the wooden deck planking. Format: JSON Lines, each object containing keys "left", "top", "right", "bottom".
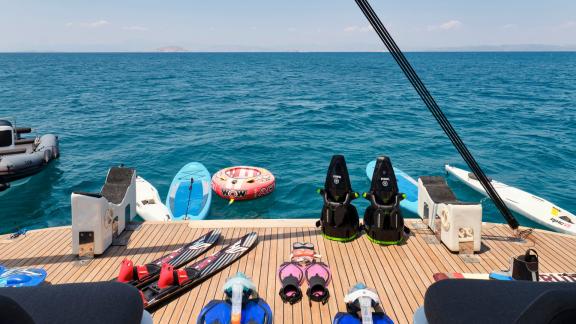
{"left": 153, "top": 226, "right": 204, "bottom": 324}
{"left": 166, "top": 227, "right": 230, "bottom": 324}
{"left": 2, "top": 219, "right": 576, "bottom": 324}
{"left": 272, "top": 227, "right": 285, "bottom": 324}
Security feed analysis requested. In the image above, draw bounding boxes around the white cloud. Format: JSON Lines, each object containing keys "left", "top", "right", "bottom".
{"left": 427, "top": 20, "right": 462, "bottom": 31}
{"left": 344, "top": 25, "right": 374, "bottom": 33}
{"left": 287, "top": 27, "right": 297, "bottom": 32}
{"left": 91, "top": 20, "right": 109, "bottom": 27}
{"left": 502, "top": 24, "right": 518, "bottom": 30}
{"left": 66, "top": 20, "right": 111, "bottom": 28}
{"left": 559, "top": 21, "right": 576, "bottom": 29}
{"left": 123, "top": 26, "right": 148, "bottom": 32}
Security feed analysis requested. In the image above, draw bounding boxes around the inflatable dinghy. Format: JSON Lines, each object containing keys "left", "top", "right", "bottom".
{"left": 136, "top": 176, "right": 172, "bottom": 221}
{"left": 0, "top": 118, "right": 59, "bottom": 192}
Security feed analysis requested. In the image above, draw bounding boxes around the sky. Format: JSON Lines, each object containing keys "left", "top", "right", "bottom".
{"left": 0, "top": 0, "right": 575, "bottom": 52}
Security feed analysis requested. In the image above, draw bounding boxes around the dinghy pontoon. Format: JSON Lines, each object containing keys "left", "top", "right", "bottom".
{"left": 0, "top": 118, "right": 59, "bottom": 192}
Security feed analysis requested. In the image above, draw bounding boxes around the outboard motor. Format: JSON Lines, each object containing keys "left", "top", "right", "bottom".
{"left": 363, "top": 156, "right": 408, "bottom": 245}
{"left": 316, "top": 155, "right": 360, "bottom": 242}
{"left": 0, "top": 120, "right": 14, "bottom": 148}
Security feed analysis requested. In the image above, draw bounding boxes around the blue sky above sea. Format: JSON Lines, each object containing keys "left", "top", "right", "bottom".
{"left": 0, "top": 0, "right": 575, "bottom": 52}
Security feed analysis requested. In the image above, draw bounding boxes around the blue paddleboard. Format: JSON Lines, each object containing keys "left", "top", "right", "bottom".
{"left": 366, "top": 160, "right": 419, "bottom": 215}
{"left": 0, "top": 267, "right": 47, "bottom": 287}
{"left": 166, "top": 162, "right": 212, "bottom": 220}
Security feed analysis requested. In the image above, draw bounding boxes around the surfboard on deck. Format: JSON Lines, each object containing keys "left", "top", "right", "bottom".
{"left": 445, "top": 164, "right": 576, "bottom": 236}
{"left": 433, "top": 272, "right": 576, "bottom": 283}
{"left": 366, "top": 160, "right": 418, "bottom": 215}
{"left": 166, "top": 162, "right": 212, "bottom": 220}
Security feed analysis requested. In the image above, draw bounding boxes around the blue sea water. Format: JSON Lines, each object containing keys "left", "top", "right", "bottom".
{"left": 0, "top": 52, "right": 574, "bottom": 234}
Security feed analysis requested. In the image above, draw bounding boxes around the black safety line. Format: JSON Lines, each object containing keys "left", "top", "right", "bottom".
{"left": 354, "top": 0, "right": 519, "bottom": 229}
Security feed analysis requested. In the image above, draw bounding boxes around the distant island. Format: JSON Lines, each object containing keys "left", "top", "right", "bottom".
{"left": 149, "top": 44, "right": 576, "bottom": 53}
{"left": 1, "top": 44, "right": 575, "bottom": 53}
{"left": 424, "top": 44, "right": 576, "bottom": 52}
{"left": 155, "top": 46, "right": 188, "bottom": 53}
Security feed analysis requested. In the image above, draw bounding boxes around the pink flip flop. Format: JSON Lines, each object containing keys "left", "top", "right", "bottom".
{"left": 278, "top": 262, "right": 304, "bottom": 304}
{"left": 305, "top": 262, "right": 331, "bottom": 304}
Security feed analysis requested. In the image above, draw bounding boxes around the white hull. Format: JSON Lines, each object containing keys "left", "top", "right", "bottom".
{"left": 136, "top": 176, "right": 172, "bottom": 222}
{"left": 445, "top": 165, "right": 576, "bottom": 235}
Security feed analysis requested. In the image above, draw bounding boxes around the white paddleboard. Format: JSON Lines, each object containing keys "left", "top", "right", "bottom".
{"left": 136, "top": 176, "right": 172, "bottom": 221}
{"left": 445, "top": 164, "right": 576, "bottom": 236}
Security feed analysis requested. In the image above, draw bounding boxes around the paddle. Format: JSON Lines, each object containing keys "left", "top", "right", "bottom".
{"left": 184, "top": 177, "right": 194, "bottom": 220}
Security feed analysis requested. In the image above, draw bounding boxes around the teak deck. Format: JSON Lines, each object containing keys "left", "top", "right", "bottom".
{"left": 2, "top": 219, "right": 576, "bottom": 324}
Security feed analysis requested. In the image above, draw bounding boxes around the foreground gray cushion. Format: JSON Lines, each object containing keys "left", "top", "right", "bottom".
{"left": 424, "top": 279, "right": 576, "bottom": 324}
{"left": 0, "top": 282, "right": 143, "bottom": 324}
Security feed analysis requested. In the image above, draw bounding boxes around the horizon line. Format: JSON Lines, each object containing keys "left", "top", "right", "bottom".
{"left": 1, "top": 50, "right": 576, "bottom": 54}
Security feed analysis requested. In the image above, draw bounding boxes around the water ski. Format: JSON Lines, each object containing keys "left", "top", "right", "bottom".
{"left": 363, "top": 156, "right": 409, "bottom": 245}
{"left": 139, "top": 232, "right": 258, "bottom": 312}
{"left": 116, "top": 229, "right": 221, "bottom": 287}
{"left": 316, "top": 155, "right": 360, "bottom": 242}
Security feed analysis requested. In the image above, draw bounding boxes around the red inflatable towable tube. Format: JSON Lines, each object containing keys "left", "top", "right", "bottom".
{"left": 211, "top": 166, "right": 275, "bottom": 201}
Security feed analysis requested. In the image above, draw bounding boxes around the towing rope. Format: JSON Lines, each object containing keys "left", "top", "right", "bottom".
{"left": 354, "top": 0, "right": 519, "bottom": 230}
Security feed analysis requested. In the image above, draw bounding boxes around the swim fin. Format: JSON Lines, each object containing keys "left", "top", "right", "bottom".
{"left": 278, "top": 262, "right": 304, "bottom": 304}
{"left": 305, "top": 262, "right": 331, "bottom": 305}
{"left": 334, "top": 283, "right": 394, "bottom": 323}
{"left": 333, "top": 312, "right": 394, "bottom": 324}
{"left": 197, "top": 299, "right": 273, "bottom": 324}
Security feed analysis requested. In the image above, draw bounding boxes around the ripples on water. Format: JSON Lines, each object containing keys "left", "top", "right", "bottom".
{"left": 0, "top": 52, "right": 574, "bottom": 233}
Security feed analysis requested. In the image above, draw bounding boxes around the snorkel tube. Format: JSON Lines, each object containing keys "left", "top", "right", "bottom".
{"left": 223, "top": 272, "right": 257, "bottom": 324}
{"left": 345, "top": 283, "right": 380, "bottom": 324}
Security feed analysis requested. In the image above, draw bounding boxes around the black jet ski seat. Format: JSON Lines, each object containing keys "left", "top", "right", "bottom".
{"left": 363, "top": 156, "right": 409, "bottom": 245}
{"left": 316, "top": 155, "right": 360, "bottom": 242}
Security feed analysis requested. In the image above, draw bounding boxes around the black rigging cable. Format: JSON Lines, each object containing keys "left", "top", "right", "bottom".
{"left": 354, "top": 0, "right": 519, "bottom": 230}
